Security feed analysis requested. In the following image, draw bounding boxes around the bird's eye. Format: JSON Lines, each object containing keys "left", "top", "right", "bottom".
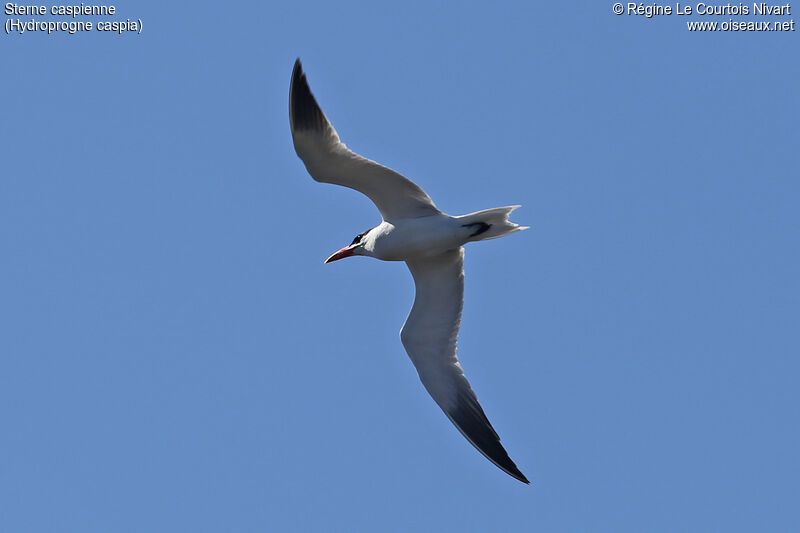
{"left": 351, "top": 230, "right": 369, "bottom": 245}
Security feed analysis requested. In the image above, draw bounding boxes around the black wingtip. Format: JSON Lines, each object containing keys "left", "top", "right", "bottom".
{"left": 448, "top": 390, "right": 530, "bottom": 484}
{"left": 289, "top": 58, "right": 327, "bottom": 133}
{"left": 499, "top": 454, "right": 530, "bottom": 484}
{"left": 292, "top": 58, "right": 302, "bottom": 79}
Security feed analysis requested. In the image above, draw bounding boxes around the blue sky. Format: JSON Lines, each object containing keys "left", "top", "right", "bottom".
{"left": 2, "top": 1, "right": 798, "bottom": 531}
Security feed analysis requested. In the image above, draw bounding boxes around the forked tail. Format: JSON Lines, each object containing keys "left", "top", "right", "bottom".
{"left": 457, "top": 205, "right": 529, "bottom": 242}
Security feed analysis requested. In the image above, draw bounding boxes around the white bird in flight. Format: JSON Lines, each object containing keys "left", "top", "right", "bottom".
{"left": 289, "top": 59, "right": 530, "bottom": 483}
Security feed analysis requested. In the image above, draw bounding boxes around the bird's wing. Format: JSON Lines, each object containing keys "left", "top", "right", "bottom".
{"left": 289, "top": 59, "right": 440, "bottom": 221}
{"left": 401, "top": 248, "right": 529, "bottom": 483}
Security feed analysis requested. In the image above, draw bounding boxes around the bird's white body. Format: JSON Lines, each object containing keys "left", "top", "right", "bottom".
{"left": 289, "top": 60, "right": 530, "bottom": 483}
{"left": 362, "top": 216, "right": 467, "bottom": 261}
{"left": 360, "top": 206, "right": 527, "bottom": 261}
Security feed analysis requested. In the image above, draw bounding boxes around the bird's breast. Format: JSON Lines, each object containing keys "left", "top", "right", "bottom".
{"left": 368, "top": 216, "right": 465, "bottom": 261}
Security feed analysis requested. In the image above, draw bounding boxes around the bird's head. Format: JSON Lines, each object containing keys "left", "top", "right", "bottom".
{"left": 324, "top": 229, "right": 372, "bottom": 263}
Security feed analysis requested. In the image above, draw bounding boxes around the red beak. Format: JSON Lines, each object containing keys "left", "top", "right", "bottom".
{"left": 324, "top": 244, "right": 357, "bottom": 263}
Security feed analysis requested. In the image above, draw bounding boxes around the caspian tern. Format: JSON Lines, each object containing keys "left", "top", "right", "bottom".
{"left": 289, "top": 59, "right": 530, "bottom": 484}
